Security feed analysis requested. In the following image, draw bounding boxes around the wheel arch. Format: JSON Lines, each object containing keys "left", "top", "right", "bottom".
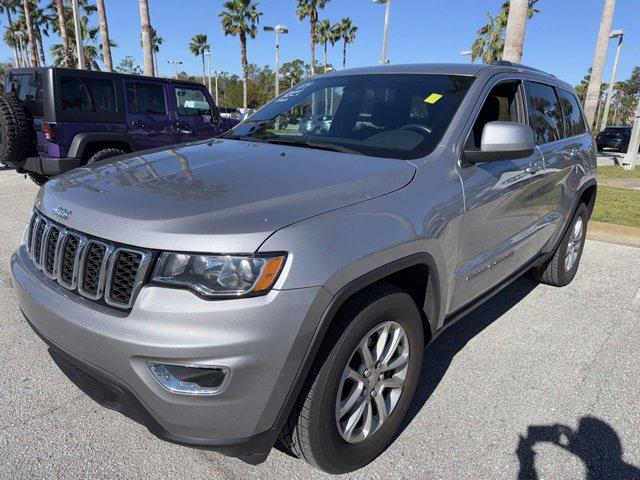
{"left": 271, "top": 252, "right": 442, "bottom": 439}
{"left": 67, "top": 132, "right": 137, "bottom": 160}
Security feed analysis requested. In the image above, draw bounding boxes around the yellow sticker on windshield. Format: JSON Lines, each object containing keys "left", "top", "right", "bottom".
{"left": 425, "top": 93, "right": 443, "bottom": 104}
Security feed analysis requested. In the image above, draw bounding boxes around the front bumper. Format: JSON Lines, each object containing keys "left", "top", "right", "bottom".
{"left": 11, "top": 248, "right": 331, "bottom": 461}
{"left": 21, "top": 156, "right": 81, "bottom": 176}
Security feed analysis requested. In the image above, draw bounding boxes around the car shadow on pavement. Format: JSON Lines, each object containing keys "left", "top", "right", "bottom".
{"left": 598, "top": 151, "right": 624, "bottom": 166}
{"left": 401, "top": 275, "right": 539, "bottom": 431}
{"left": 516, "top": 416, "right": 640, "bottom": 480}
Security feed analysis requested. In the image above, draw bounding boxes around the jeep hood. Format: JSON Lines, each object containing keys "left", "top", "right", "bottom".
{"left": 36, "top": 139, "right": 415, "bottom": 252}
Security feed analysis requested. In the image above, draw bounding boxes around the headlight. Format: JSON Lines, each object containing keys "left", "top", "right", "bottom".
{"left": 152, "top": 252, "right": 286, "bottom": 298}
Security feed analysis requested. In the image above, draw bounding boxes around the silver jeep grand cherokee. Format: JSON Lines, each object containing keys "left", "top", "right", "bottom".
{"left": 12, "top": 62, "right": 597, "bottom": 474}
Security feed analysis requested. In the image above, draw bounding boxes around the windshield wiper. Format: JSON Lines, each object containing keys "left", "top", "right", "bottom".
{"left": 262, "top": 137, "right": 363, "bottom": 155}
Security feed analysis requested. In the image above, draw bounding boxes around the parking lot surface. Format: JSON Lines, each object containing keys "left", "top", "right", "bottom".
{"left": 1, "top": 168, "right": 639, "bottom": 479}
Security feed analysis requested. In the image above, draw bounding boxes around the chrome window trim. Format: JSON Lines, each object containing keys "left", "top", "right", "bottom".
{"left": 77, "top": 240, "right": 114, "bottom": 301}
{"left": 104, "top": 247, "right": 152, "bottom": 309}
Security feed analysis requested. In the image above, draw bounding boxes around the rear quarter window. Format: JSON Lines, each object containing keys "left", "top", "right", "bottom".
{"left": 6, "top": 72, "right": 44, "bottom": 116}
{"left": 61, "top": 76, "right": 117, "bottom": 113}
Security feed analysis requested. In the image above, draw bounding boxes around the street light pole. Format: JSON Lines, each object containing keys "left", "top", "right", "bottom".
{"left": 71, "top": 0, "right": 85, "bottom": 69}
{"left": 205, "top": 50, "right": 213, "bottom": 95}
{"left": 264, "top": 25, "right": 289, "bottom": 98}
{"left": 373, "top": 0, "right": 391, "bottom": 64}
{"left": 214, "top": 70, "right": 220, "bottom": 105}
{"left": 599, "top": 30, "right": 624, "bottom": 132}
{"left": 167, "top": 60, "right": 182, "bottom": 78}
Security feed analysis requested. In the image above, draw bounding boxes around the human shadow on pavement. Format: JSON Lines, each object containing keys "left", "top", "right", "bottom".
{"left": 401, "top": 275, "right": 539, "bottom": 431}
{"left": 516, "top": 416, "right": 640, "bottom": 480}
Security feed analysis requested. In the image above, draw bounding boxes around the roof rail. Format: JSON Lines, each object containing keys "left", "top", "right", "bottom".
{"left": 493, "top": 60, "right": 555, "bottom": 77}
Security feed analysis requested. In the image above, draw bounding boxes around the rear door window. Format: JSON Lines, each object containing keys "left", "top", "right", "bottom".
{"left": 174, "top": 86, "right": 212, "bottom": 116}
{"left": 557, "top": 89, "right": 587, "bottom": 137}
{"left": 126, "top": 82, "right": 167, "bottom": 115}
{"left": 527, "top": 82, "right": 564, "bottom": 144}
{"left": 60, "top": 76, "right": 116, "bottom": 113}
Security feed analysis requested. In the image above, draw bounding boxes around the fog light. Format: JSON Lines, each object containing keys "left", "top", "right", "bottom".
{"left": 147, "top": 362, "right": 229, "bottom": 395}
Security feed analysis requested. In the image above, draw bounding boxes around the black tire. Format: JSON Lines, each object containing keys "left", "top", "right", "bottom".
{"left": 0, "top": 94, "right": 31, "bottom": 167}
{"left": 86, "top": 148, "right": 125, "bottom": 164}
{"left": 596, "top": 143, "right": 604, "bottom": 152}
{"left": 280, "top": 283, "right": 424, "bottom": 474}
{"left": 532, "top": 203, "right": 589, "bottom": 287}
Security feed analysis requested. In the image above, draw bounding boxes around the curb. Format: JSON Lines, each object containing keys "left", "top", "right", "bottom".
{"left": 587, "top": 220, "right": 640, "bottom": 249}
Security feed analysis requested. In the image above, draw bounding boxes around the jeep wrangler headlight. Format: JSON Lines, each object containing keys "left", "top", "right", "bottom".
{"left": 152, "top": 252, "right": 286, "bottom": 298}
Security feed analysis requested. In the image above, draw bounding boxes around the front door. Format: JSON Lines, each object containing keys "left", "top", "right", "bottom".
{"left": 171, "top": 85, "right": 220, "bottom": 143}
{"left": 124, "top": 80, "right": 175, "bottom": 150}
{"left": 452, "top": 79, "right": 556, "bottom": 311}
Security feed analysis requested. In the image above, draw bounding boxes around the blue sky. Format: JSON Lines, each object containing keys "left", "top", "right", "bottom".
{"left": 1, "top": 0, "right": 638, "bottom": 86}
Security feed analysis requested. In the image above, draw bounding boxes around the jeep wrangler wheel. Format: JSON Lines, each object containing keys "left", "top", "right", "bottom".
{"left": 87, "top": 148, "right": 126, "bottom": 164}
{"left": 533, "top": 203, "right": 588, "bottom": 287}
{"left": 280, "top": 283, "right": 423, "bottom": 474}
{"left": 0, "top": 94, "right": 31, "bottom": 167}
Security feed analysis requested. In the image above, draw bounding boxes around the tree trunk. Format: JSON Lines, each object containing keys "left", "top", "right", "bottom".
{"left": 153, "top": 50, "right": 158, "bottom": 77}
{"left": 343, "top": 38, "right": 347, "bottom": 69}
{"left": 55, "top": 0, "right": 73, "bottom": 68}
{"left": 323, "top": 41, "right": 327, "bottom": 73}
{"left": 503, "top": 0, "right": 528, "bottom": 63}
{"left": 5, "top": 9, "right": 19, "bottom": 67}
{"left": 17, "top": 36, "right": 25, "bottom": 67}
{"left": 36, "top": 27, "right": 46, "bottom": 66}
{"left": 584, "top": 0, "right": 616, "bottom": 130}
{"left": 139, "top": 0, "right": 155, "bottom": 76}
{"left": 23, "top": 0, "right": 38, "bottom": 67}
{"left": 310, "top": 21, "right": 316, "bottom": 75}
{"left": 96, "top": 0, "right": 113, "bottom": 72}
{"left": 240, "top": 32, "right": 248, "bottom": 110}
{"left": 202, "top": 53, "right": 206, "bottom": 85}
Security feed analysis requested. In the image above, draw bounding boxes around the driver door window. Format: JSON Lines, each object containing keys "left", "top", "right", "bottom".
{"left": 468, "top": 81, "right": 523, "bottom": 149}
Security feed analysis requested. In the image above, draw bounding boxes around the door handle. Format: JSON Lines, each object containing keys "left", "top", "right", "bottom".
{"left": 131, "top": 120, "right": 147, "bottom": 128}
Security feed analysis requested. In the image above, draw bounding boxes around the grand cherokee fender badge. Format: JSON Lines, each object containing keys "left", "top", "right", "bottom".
{"left": 465, "top": 251, "right": 514, "bottom": 282}
{"left": 51, "top": 204, "right": 72, "bottom": 222}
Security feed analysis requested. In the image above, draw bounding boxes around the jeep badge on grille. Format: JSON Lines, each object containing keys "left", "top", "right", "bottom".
{"left": 52, "top": 204, "right": 72, "bottom": 222}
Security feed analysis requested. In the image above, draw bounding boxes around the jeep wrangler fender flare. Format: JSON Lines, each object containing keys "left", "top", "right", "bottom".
{"left": 67, "top": 132, "right": 138, "bottom": 159}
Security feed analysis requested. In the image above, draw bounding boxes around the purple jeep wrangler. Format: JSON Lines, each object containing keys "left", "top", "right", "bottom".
{"left": 0, "top": 67, "right": 239, "bottom": 183}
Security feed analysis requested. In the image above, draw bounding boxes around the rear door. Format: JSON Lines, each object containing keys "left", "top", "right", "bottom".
{"left": 452, "top": 77, "right": 556, "bottom": 310}
{"left": 171, "top": 84, "right": 220, "bottom": 143}
{"left": 124, "top": 80, "right": 175, "bottom": 150}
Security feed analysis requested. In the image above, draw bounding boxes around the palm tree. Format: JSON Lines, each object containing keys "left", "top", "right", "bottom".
{"left": 50, "top": 0, "right": 72, "bottom": 67}
{"left": 150, "top": 27, "right": 162, "bottom": 76}
{"left": 138, "top": 0, "right": 154, "bottom": 76}
{"left": 336, "top": 17, "right": 357, "bottom": 69}
{"left": 503, "top": 0, "right": 529, "bottom": 62}
{"left": 1, "top": 0, "right": 20, "bottom": 66}
{"left": 471, "top": 0, "right": 539, "bottom": 64}
{"left": 584, "top": 0, "right": 616, "bottom": 129}
{"left": 22, "top": 0, "right": 38, "bottom": 66}
{"left": 219, "top": 0, "right": 262, "bottom": 110}
{"left": 314, "top": 19, "right": 338, "bottom": 73}
{"left": 95, "top": 0, "right": 112, "bottom": 71}
{"left": 189, "top": 34, "right": 209, "bottom": 85}
{"left": 296, "top": 0, "right": 329, "bottom": 76}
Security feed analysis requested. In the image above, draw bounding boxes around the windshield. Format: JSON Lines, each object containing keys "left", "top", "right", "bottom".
{"left": 223, "top": 73, "right": 474, "bottom": 160}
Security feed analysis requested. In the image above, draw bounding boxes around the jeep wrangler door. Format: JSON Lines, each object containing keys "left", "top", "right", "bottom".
{"left": 172, "top": 85, "right": 221, "bottom": 143}
{"left": 124, "top": 80, "right": 175, "bottom": 149}
{"left": 452, "top": 78, "right": 555, "bottom": 310}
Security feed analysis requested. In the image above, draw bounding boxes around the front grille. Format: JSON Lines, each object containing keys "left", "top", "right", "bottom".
{"left": 25, "top": 210, "right": 151, "bottom": 309}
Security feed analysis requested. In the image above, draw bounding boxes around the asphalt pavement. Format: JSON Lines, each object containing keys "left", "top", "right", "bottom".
{"left": 1, "top": 167, "right": 639, "bottom": 479}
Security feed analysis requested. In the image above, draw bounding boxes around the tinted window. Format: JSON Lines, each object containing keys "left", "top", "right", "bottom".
{"left": 126, "top": 82, "right": 166, "bottom": 115}
{"left": 603, "top": 127, "right": 631, "bottom": 136}
{"left": 61, "top": 77, "right": 116, "bottom": 113}
{"left": 175, "top": 87, "right": 212, "bottom": 116}
{"left": 224, "top": 74, "right": 475, "bottom": 160}
{"left": 6, "top": 72, "right": 44, "bottom": 116}
{"left": 557, "top": 89, "right": 587, "bottom": 137}
{"left": 527, "top": 82, "right": 564, "bottom": 144}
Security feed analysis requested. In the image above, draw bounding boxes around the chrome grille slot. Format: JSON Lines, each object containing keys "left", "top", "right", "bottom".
{"left": 24, "top": 210, "right": 151, "bottom": 310}
{"left": 43, "top": 226, "right": 60, "bottom": 276}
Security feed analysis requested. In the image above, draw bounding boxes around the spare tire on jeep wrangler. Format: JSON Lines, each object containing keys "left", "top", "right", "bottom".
{"left": 0, "top": 94, "right": 31, "bottom": 167}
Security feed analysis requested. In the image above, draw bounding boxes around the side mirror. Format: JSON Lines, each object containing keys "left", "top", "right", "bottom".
{"left": 463, "top": 121, "right": 535, "bottom": 164}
